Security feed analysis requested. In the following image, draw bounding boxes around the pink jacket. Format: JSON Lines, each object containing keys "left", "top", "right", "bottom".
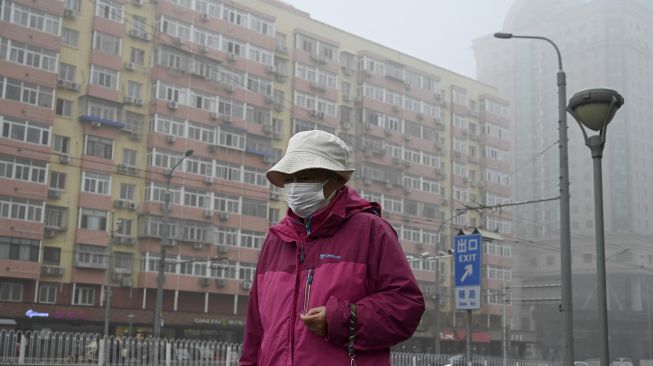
{"left": 240, "top": 186, "right": 425, "bottom": 365}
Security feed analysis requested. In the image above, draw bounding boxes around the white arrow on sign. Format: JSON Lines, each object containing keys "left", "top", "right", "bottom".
{"left": 461, "top": 264, "right": 473, "bottom": 282}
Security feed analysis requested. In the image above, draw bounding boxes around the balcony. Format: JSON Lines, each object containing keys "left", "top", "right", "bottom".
{"left": 78, "top": 115, "right": 125, "bottom": 129}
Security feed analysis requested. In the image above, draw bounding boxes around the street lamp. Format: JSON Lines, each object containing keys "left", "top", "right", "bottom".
{"left": 568, "top": 88, "right": 624, "bottom": 366}
{"left": 153, "top": 149, "right": 193, "bottom": 339}
{"left": 494, "top": 32, "right": 575, "bottom": 366}
{"left": 406, "top": 249, "right": 453, "bottom": 354}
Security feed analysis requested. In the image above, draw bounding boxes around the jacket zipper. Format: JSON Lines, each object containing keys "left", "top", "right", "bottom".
{"left": 302, "top": 268, "right": 315, "bottom": 315}
{"left": 289, "top": 242, "right": 305, "bottom": 365}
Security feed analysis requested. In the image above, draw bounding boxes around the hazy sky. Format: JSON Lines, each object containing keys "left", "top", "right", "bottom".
{"left": 283, "top": 0, "right": 515, "bottom": 79}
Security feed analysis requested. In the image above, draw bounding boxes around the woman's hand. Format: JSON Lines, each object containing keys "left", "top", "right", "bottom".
{"left": 300, "top": 306, "right": 327, "bottom": 337}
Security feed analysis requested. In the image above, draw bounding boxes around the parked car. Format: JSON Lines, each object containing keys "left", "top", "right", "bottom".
{"left": 612, "top": 358, "right": 634, "bottom": 366}
{"left": 445, "top": 354, "right": 484, "bottom": 366}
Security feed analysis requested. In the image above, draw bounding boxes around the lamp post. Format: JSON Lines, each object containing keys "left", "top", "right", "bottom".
{"left": 104, "top": 219, "right": 123, "bottom": 337}
{"left": 568, "top": 88, "right": 624, "bottom": 366}
{"left": 494, "top": 32, "right": 574, "bottom": 366}
{"left": 407, "top": 249, "right": 453, "bottom": 354}
{"left": 153, "top": 149, "right": 193, "bottom": 339}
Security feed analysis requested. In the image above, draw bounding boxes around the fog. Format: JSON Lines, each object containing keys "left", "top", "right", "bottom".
{"left": 286, "top": 0, "right": 653, "bottom": 363}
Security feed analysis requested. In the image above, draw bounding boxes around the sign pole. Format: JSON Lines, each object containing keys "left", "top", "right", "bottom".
{"left": 453, "top": 230, "right": 482, "bottom": 366}
{"left": 466, "top": 309, "right": 472, "bottom": 366}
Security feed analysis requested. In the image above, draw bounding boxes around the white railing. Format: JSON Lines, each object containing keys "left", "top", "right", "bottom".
{"left": 0, "top": 330, "right": 560, "bottom": 366}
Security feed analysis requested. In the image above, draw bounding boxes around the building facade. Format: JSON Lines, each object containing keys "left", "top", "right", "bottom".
{"left": 474, "top": 0, "right": 653, "bottom": 360}
{"left": 0, "top": 0, "right": 512, "bottom": 353}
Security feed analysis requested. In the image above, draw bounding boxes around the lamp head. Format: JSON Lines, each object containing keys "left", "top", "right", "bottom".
{"left": 568, "top": 88, "right": 624, "bottom": 131}
{"left": 494, "top": 32, "right": 513, "bottom": 39}
{"left": 184, "top": 149, "right": 194, "bottom": 157}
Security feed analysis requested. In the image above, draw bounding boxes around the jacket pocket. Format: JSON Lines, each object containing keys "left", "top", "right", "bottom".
{"left": 302, "top": 268, "right": 315, "bottom": 314}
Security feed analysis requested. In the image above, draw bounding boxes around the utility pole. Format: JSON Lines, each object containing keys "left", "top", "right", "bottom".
{"left": 502, "top": 286, "right": 510, "bottom": 366}
{"left": 104, "top": 216, "right": 121, "bottom": 337}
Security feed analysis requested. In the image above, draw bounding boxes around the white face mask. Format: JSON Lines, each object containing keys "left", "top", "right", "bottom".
{"left": 284, "top": 179, "right": 333, "bottom": 218}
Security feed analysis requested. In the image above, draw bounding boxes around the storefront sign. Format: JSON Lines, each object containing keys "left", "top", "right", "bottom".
{"left": 25, "top": 309, "right": 49, "bottom": 318}
{"left": 24, "top": 309, "right": 90, "bottom": 320}
{"left": 193, "top": 318, "right": 244, "bottom": 327}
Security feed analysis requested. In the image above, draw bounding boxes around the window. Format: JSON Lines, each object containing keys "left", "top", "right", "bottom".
{"left": 3, "top": 39, "right": 58, "bottom": 72}
{"left": 90, "top": 65, "right": 118, "bottom": 89}
{"left": 124, "top": 112, "right": 143, "bottom": 134}
{"left": 2, "top": 2, "right": 61, "bottom": 35}
{"left": 58, "top": 63, "right": 75, "bottom": 82}
{"left": 44, "top": 206, "right": 67, "bottom": 229}
{"left": 1, "top": 117, "right": 50, "bottom": 146}
{"left": 0, "top": 282, "right": 23, "bottom": 302}
{"left": 116, "top": 219, "right": 132, "bottom": 236}
{"left": 0, "top": 155, "right": 47, "bottom": 184}
{"left": 79, "top": 208, "right": 108, "bottom": 230}
{"left": 129, "top": 47, "right": 145, "bottom": 65}
{"left": 114, "top": 252, "right": 132, "bottom": 273}
{"left": 49, "top": 172, "right": 66, "bottom": 190}
{"left": 64, "top": 0, "right": 81, "bottom": 12}
{"left": 122, "top": 148, "right": 137, "bottom": 166}
{"left": 73, "top": 286, "right": 96, "bottom": 306}
{"left": 85, "top": 135, "right": 113, "bottom": 159}
{"left": 120, "top": 183, "right": 135, "bottom": 201}
{"left": 127, "top": 81, "right": 142, "bottom": 99}
{"left": 1, "top": 77, "right": 54, "bottom": 108}
{"left": 0, "top": 195, "right": 43, "bottom": 222}
{"left": 132, "top": 15, "right": 147, "bottom": 32}
{"left": 42, "top": 247, "right": 61, "bottom": 265}
{"left": 95, "top": 0, "right": 123, "bottom": 22}
{"left": 53, "top": 135, "right": 70, "bottom": 153}
{"left": 82, "top": 171, "right": 111, "bottom": 195}
{"left": 93, "top": 31, "right": 121, "bottom": 55}
{"left": 61, "top": 28, "right": 79, "bottom": 47}
{"left": 88, "top": 100, "right": 118, "bottom": 121}
{"left": 55, "top": 99, "right": 72, "bottom": 117}
{"left": 38, "top": 284, "right": 57, "bottom": 304}
{"left": 242, "top": 198, "right": 267, "bottom": 218}
{"left": 0, "top": 236, "right": 40, "bottom": 261}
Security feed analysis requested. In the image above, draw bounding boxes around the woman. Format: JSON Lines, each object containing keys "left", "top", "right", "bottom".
{"left": 241, "top": 130, "right": 424, "bottom": 365}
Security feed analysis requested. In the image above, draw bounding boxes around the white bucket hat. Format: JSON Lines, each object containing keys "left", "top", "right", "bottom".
{"left": 266, "top": 130, "right": 356, "bottom": 187}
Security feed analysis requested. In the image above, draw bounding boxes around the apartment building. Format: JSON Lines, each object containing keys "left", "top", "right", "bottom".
{"left": 0, "top": 0, "right": 512, "bottom": 352}
{"left": 474, "top": 0, "right": 653, "bottom": 359}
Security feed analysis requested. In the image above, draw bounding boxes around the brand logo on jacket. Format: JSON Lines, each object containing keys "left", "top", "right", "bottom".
{"left": 319, "top": 253, "right": 342, "bottom": 263}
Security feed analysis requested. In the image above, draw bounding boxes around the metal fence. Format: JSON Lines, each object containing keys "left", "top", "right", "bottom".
{"left": 0, "top": 330, "right": 560, "bottom": 366}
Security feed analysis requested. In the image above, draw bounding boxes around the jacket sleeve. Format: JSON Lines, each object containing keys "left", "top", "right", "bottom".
{"left": 325, "top": 217, "right": 425, "bottom": 351}
{"left": 240, "top": 265, "right": 262, "bottom": 365}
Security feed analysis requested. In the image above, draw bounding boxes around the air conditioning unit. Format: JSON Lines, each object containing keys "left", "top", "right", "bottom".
{"left": 199, "top": 277, "right": 210, "bottom": 287}
{"left": 125, "top": 62, "right": 135, "bottom": 71}
{"left": 203, "top": 209, "right": 213, "bottom": 218}
{"left": 222, "top": 115, "right": 232, "bottom": 124}
{"left": 218, "top": 212, "right": 230, "bottom": 221}
{"left": 198, "top": 45, "right": 208, "bottom": 54}
{"left": 173, "top": 37, "right": 183, "bottom": 45}
{"left": 224, "top": 84, "right": 234, "bottom": 93}
{"left": 91, "top": 121, "right": 102, "bottom": 128}
{"left": 209, "top": 112, "right": 219, "bottom": 120}
{"left": 200, "top": 12, "right": 209, "bottom": 21}
{"left": 392, "top": 157, "right": 400, "bottom": 165}
{"left": 69, "top": 82, "right": 80, "bottom": 91}
{"left": 215, "top": 279, "right": 226, "bottom": 288}
{"left": 227, "top": 53, "right": 237, "bottom": 62}
{"left": 50, "top": 266, "right": 65, "bottom": 276}
{"left": 130, "top": 132, "right": 141, "bottom": 141}
{"left": 342, "top": 95, "right": 350, "bottom": 102}
{"left": 404, "top": 135, "right": 412, "bottom": 142}
{"left": 168, "top": 100, "right": 178, "bottom": 110}
{"left": 123, "top": 96, "right": 135, "bottom": 104}
{"left": 269, "top": 191, "right": 280, "bottom": 201}
{"left": 60, "top": 154, "right": 72, "bottom": 164}
{"left": 384, "top": 129, "right": 392, "bottom": 136}
{"left": 44, "top": 228, "right": 57, "bottom": 238}
{"left": 363, "top": 178, "right": 372, "bottom": 186}
{"left": 47, "top": 189, "right": 61, "bottom": 199}
{"left": 203, "top": 176, "right": 213, "bottom": 184}
{"left": 117, "top": 163, "right": 129, "bottom": 173}
{"left": 309, "top": 109, "right": 318, "bottom": 117}
{"left": 242, "top": 281, "right": 252, "bottom": 290}
{"left": 404, "top": 187, "right": 412, "bottom": 194}
{"left": 265, "top": 65, "right": 276, "bottom": 74}
{"left": 128, "top": 29, "right": 140, "bottom": 38}
{"left": 405, "top": 83, "right": 412, "bottom": 90}
{"left": 113, "top": 199, "right": 127, "bottom": 209}
{"left": 317, "top": 111, "right": 325, "bottom": 119}
{"left": 403, "top": 160, "right": 411, "bottom": 168}
{"left": 262, "top": 155, "right": 276, "bottom": 164}
{"left": 208, "top": 144, "right": 218, "bottom": 152}
{"left": 121, "top": 277, "right": 133, "bottom": 287}
{"left": 341, "top": 121, "right": 352, "bottom": 130}
{"left": 166, "top": 135, "right": 176, "bottom": 143}
{"left": 63, "top": 8, "right": 77, "bottom": 18}
{"left": 133, "top": 0, "right": 144, "bottom": 5}
{"left": 218, "top": 245, "right": 228, "bottom": 254}
{"left": 128, "top": 202, "right": 138, "bottom": 211}
{"left": 384, "top": 180, "right": 393, "bottom": 189}
{"left": 263, "top": 123, "right": 274, "bottom": 133}
{"left": 392, "top": 105, "right": 401, "bottom": 112}
{"left": 192, "top": 242, "right": 205, "bottom": 250}
{"left": 417, "top": 113, "right": 424, "bottom": 120}
{"left": 134, "top": 98, "right": 144, "bottom": 106}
